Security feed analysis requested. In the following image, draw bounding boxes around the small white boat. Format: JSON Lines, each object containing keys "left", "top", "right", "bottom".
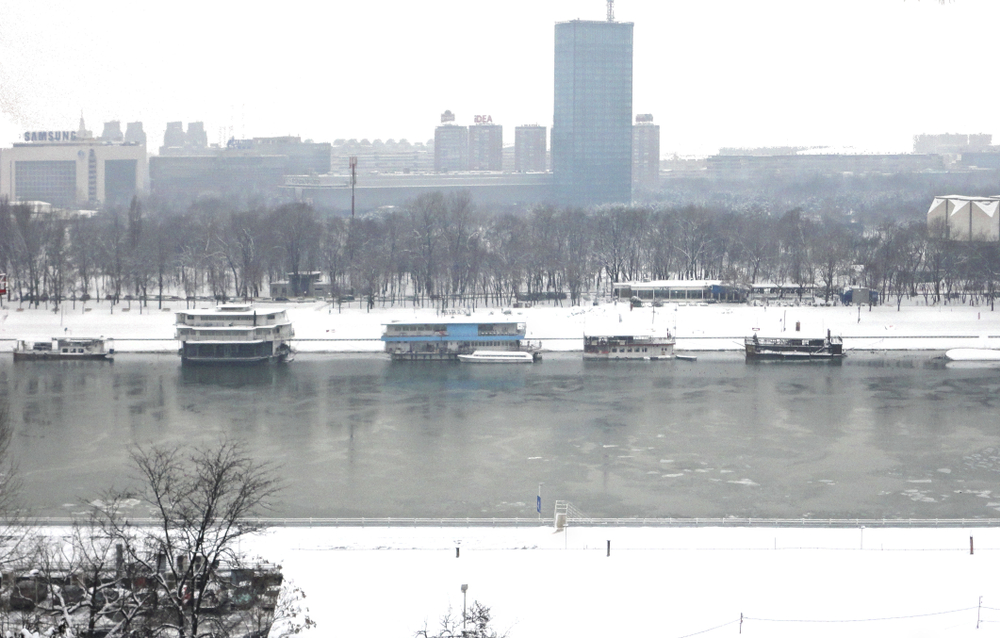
{"left": 944, "top": 348, "right": 1000, "bottom": 362}
{"left": 457, "top": 350, "right": 537, "bottom": 363}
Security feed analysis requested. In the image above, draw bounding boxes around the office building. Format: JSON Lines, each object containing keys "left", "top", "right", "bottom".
{"left": 160, "top": 122, "right": 209, "bottom": 155}
{"left": 632, "top": 114, "right": 659, "bottom": 190}
{"left": 552, "top": 18, "right": 633, "bottom": 205}
{"left": 150, "top": 132, "right": 330, "bottom": 206}
{"left": 0, "top": 117, "right": 146, "bottom": 208}
{"left": 515, "top": 125, "right": 547, "bottom": 172}
{"left": 124, "top": 122, "right": 147, "bottom": 146}
{"left": 434, "top": 111, "right": 468, "bottom": 172}
{"left": 468, "top": 122, "right": 502, "bottom": 171}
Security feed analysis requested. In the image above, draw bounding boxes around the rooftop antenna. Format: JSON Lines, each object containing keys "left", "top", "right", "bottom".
{"left": 607, "top": 0, "right": 614, "bottom": 22}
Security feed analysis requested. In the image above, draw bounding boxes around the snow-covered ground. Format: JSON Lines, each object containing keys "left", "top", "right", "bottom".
{"left": 247, "top": 524, "right": 1000, "bottom": 638}
{"left": 2, "top": 297, "right": 999, "bottom": 353}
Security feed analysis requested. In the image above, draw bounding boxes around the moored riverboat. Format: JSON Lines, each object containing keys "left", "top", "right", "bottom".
{"left": 13, "top": 337, "right": 114, "bottom": 362}
{"left": 583, "top": 333, "right": 675, "bottom": 360}
{"left": 745, "top": 330, "right": 844, "bottom": 362}
{"left": 175, "top": 303, "right": 294, "bottom": 365}
{"left": 382, "top": 320, "right": 533, "bottom": 361}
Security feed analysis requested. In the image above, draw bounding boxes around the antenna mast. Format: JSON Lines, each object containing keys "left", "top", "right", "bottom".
{"left": 607, "top": 0, "right": 614, "bottom": 22}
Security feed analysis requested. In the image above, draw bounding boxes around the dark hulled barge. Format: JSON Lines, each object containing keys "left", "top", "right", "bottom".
{"left": 745, "top": 330, "right": 844, "bottom": 362}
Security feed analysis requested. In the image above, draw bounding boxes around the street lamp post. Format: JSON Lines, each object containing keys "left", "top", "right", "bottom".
{"left": 461, "top": 584, "right": 468, "bottom": 635}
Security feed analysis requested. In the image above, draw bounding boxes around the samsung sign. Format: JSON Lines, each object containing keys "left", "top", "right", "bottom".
{"left": 23, "top": 131, "right": 78, "bottom": 142}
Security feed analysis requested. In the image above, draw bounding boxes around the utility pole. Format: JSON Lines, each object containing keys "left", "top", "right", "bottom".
{"left": 461, "top": 584, "right": 468, "bottom": 634}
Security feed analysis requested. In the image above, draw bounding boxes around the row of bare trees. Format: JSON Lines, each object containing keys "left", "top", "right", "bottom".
{"left": 4, "top": 193, "right": 1000, "bottom": 311}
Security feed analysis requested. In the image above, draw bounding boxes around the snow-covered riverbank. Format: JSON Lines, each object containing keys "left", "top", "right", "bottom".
{"left": 2, "top": 297, "right": 999, "bottom": 352}
{"left": 247, "top": 524, "right": 998, "bottom": 638}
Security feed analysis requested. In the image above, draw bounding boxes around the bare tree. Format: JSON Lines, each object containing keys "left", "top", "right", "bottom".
{"left": 416, "top": 601, "right": 508, "bottom": 638}
{"left": 271, "top": 202, "right": 321, "bottom": 296}
{"left": 103, "top": 440, "right": 283, "bottom": 638}
{"left": 0, "top": 398, "right": 29, "bottom": 567}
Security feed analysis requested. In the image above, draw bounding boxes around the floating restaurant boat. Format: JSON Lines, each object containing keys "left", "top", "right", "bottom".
{"left": 382, "top": 320, "right": 534, "bottom": 361}
{"left": 582, "top": 333, "right": 675, "bottom": 360}
{"left": 744, "top": 330, "right": 844, "bottom": 362}
{"left": 944, "top": 348, "right": 1000, "bottom": 362}
{"left": 13, "top": 337, "right": 114, "bottom": 362}
{"left": 175, "top": 303, "right": 294, "bottom": 365}
{"left": 457, "top": 350, "right": 538, "bottom": 363}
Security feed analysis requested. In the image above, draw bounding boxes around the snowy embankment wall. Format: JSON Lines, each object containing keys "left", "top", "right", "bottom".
{"left": 1, "top": 298, "right": 998, "bottom": 353}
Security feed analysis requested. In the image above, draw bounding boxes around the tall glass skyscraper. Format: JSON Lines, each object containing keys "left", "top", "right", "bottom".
{"left": 552, "top": 19, "right": 633, "bottom": 205}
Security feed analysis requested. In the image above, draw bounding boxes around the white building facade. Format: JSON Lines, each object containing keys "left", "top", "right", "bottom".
{"left": 1, "top": 123, "right": 147, "bottom": 208}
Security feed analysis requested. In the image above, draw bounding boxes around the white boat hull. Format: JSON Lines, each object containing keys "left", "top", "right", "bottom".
{"left": 945, "top": 348, "right": 1000, "bottom": 362}
{"left": 457, "top": 350, "right": 536, "bottom": 363}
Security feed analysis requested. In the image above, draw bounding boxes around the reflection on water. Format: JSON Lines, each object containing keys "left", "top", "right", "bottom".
{"left": 180, "top": 363, "right": 290, "bottom": 387}
{"left": 4, "top": 352, "right": 1000, "bottom": 519}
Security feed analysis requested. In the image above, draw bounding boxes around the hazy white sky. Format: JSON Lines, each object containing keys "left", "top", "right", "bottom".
{"left": 0, "top": 0, "right": 996, "bottom": 157}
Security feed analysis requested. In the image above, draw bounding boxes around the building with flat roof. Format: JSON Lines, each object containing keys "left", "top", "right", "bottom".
{"left": 613, "top": 280, "right": 748, "bottom": 304}
{"left": 632, "top": 114, "right": 659, "bottom": 190}
{"left": 706, "top": 153, "right": 944, "bottom": 176}
{"left": 552, "top": 19, "right": 633, "bottom": 205}
{"left": 468, "top": 121, "right": 502, "bottom": 171}
{"left": 0, "top": 118, "right": 147, "bottom": 208}
{"left": 515, "top": 125, "right": 547, "bottom": 172}
{"left": 150, "top": 128, "right": 330, "bottom": 206}
{"left": 434, "top": 111, "right": 468, "bottom": 172}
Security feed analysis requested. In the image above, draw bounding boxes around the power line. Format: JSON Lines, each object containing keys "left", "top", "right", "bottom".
{"left": 671, "top": 618, "right": 739, "bottom": 638}
{"left": 746, "top": 606, "right": 977, "bottom": 624}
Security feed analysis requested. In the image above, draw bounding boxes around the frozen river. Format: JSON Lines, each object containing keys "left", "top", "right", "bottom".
{"left": 4, "top": 352, "right": 1000, "bottom": 519}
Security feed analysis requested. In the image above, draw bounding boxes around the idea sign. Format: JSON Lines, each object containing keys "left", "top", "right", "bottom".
{"left": 474, "top": 115, "right": 493, "bottom": 124}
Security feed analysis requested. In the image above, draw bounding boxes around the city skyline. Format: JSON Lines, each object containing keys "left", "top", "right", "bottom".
{"left": 1, "top": 0, "right": 997, "bottom": 158}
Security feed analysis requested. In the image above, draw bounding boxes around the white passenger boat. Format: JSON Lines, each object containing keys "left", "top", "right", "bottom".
{"left": 457, "top": 350, "right": 538, "bottom": 363}
{"left": 945, "top": 348, "right": 1000, "bottom": 362}
{"left": 175, "top": 303, "right": 294, "bottom": 365}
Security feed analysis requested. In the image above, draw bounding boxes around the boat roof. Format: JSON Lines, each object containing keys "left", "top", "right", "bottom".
{"left": 384, "top": 317, "right": 523, "bottom": 326}
{"left": 177, "top": 305, "right": 286, "bottom": 317}
{"left": 749, "top": 330, "right": 836, "bottom": 340}
{"left": 182, "top": 340, "right": 269, "bottom": 345}
{"left": 179, "top": 325, "right": 283, "bottom": 331}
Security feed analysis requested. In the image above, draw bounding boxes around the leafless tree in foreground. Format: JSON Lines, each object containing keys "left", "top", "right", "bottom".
{"left": 104, "top": 439, "right": 283, "bottom": 638}
{"left": 0, "top": 398, "right": 31, "bottom": 568}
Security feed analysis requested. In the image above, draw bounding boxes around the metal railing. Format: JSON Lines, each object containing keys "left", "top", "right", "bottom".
{"left": 28, "top": 516, "right": 1000, "bottom": 528}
